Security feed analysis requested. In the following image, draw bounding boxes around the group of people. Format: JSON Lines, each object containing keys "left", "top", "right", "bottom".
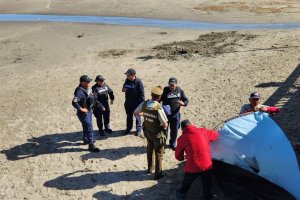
{"left": 71, "top": 68, "right": 189, "bottom": 153}
{"left": 72, "top": 68, "right": 280, "bottom": 200}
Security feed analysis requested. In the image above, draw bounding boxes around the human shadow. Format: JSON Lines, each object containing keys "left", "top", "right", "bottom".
{"left": 256, "top": 63, "right": 300, "bottom": 139}
{"left": 44, "top": 169, "right": 152, "bottom": 191}
{"left": 81, "top": 146, "right": 146, "bottom": 161}
{"left": 92, "top": 164, "right": 184, "bottom": 200}
{"left": 1, "top": 131, "right": 88, "bottom": 161}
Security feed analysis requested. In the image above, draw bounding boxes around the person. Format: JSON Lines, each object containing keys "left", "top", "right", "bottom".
{"left": 161, "top": 77, "right": 189, "bottom": 150}
{"left": 92, "top": 75, "right": 114, "bottom": 136}
{"left": 134, "top": 86, "right": 168, "bottom": 180}
{"left": 72, "top": 75, "right": 100, "bottom": 152}
{"left": 122, "top": 68, "right": 145, "bottom": 136}
{"left": 175, "top": 120, "right": 218, "bottom": 200}
{"left": 239, "top": 92, "right": 280, "bottom": 115}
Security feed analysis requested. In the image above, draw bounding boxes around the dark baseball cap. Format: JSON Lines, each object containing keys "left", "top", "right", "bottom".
{"left": 124, "top": 68, "right": 136, "bottom": 75}
{"left": 95, "top": 75, "right": 105, "bottom": 82}
{"left": 168, "top": 77, "right": 177, "bottom": 84}
{"left": 80, "top": 75, "right": 93, "bottom": 83}
{"left": 181, "top": 119, "right": 191, "bottom": 130}
{"left": 250, "top": 92, "right": 261, "bottom": 99}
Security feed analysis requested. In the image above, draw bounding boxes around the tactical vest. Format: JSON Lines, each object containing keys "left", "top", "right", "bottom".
{"left": 73, "top": 86, "right": 94, "bottom": 110}
{"left": 141, "top": 101, "right": 163, "bottom": 136}
{"left": 95, "top": 84, "right": 109, "bottom": 102}
{"left": 166, "top": 89, "right": 181, "bottom": 112}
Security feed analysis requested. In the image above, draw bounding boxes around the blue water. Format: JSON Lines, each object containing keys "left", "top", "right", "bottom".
{"left": 0, "top": 14, "right": 300, "bottom": 30}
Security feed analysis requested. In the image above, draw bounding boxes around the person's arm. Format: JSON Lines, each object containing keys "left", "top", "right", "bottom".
{"left": 175, "top": 137, "right": 185, "bottom": 161}
{"left": 158, "top": 107, "right": 168, "bottom": 128}
{"left": 122, "top": 81, "right": 127, "bottom": 92}
{"left": 178, "top": 90, "right": 189, "bottom": 107}
{"left": 259, "top": 105, "right": 280, "bottom": 114}
{"left": 159, "top": 88, "right": 167, "bottom": 104}
{"left": 138, "top": 80, "right": 145, "bottom": 102}
{"left": 107, "top": 85, "right": 115, "bottom": 105}
{"left": 72, "top": 90, "right": 88, "bottom": 112}
{"left": 204, "top": 128, "right": 219, "bottom": 142}
{"left": 134, "top": 102, "right": 144, "bottom": 116}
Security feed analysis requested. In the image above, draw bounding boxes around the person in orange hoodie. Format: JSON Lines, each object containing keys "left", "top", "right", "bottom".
{"left": 175, "top": 120, "right": 218, "bottom": 200}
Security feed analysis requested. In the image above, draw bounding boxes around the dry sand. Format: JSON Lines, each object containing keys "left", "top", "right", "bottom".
{"left": 0, "top": 1, "right": 300, "bottom": 200}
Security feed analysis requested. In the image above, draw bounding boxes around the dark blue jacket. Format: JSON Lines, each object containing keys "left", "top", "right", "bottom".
{"left": 72, "top": 84, "right": 94, "bottom": 111}
{"left": 123, "top": 78, "right": 145, "bottom": 106}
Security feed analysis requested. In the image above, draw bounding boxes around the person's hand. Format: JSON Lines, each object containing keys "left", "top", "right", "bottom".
{"left": 110, "top": 100, "right": 114, "bottom": 105}
{"left": 80, "top": 108, "right": 88, "bottom": 113}
{"left": 259, "top": 107, "right": 267, "bottom": 112}
{"left": 122, "top": 87, "right": 127, "bottom": 92}
{"left": 178, "top": 100, "right": 185, "bottom": 106}
{"left": 161, "top": 122, "right": 168, "bottom": 129}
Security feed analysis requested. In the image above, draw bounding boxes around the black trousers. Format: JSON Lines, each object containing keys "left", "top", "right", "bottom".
{"left": 180, "top": 169, "right": 213, "bottom": 200}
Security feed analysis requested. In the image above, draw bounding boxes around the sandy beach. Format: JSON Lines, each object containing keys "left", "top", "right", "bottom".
{"left": 0, "top": 1, "right": 300, "bottom": 200}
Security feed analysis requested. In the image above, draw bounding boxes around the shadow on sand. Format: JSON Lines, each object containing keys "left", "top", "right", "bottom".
{"left": 256, "top": 63, "right": 300, "bottom": 142}
{"left": 0, "top": 129, "right": 133, "bottom": 161}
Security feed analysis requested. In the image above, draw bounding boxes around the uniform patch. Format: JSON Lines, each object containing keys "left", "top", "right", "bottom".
{"left": 73, "top": 97, "right": 79, "bottom": 103}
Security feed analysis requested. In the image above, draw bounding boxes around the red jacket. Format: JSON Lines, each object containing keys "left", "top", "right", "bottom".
{"left": 175, "top": 124, "right": 219, "bottom": 173}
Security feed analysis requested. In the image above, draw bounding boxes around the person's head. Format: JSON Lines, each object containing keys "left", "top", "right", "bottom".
{"left": 151, "top": 86, "right": 163, "bottom": 101}
{"left": 124, "top": 68, "right": 136, "bottom": 81}
{"left": 249, "top": 92, "right": 261, "bottom": 107}
{"left": 168, "top": 77, "right": 177, "bottom": 91}
{"left": 79, "top": 75, "right": 92, "bottom": 88}
{"left": 95, "top": 75, "right": 105, "bottom": 86}
{"left": 181, "top": 119, "right": 191, "bottom": 131}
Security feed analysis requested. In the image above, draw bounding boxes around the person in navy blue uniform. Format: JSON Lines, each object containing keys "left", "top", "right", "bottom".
{"left": 122, "top": 68, "right": 145, "bottom": 136}
{"left": 72, "top": 75, "right": 100, "bottom": 152}
{"left": 92, "top": 75, "right": 114, "bottom": 136}
{"left": 161, "top": 77, "right": 189, "bottom": 151}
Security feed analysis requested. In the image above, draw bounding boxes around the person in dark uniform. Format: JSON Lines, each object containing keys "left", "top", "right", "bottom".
{"left": 72, "top": 75, "right": 100, "bottom": 152}
{"left": 92, "top": 75, "right": 114, "bottom": 136}
{"left": 161, "top": 77, "right": 189, "bottom": 151}
{"left": 122, "top": 68, "right": 145, "bottom": 136}
{"left": 134, "top": 86, "right": 168, "bottom": 180}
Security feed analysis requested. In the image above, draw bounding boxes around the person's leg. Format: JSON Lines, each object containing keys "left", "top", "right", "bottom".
{"left": 125, "top": 104, "right": 133, "bottom": 133}
{"left": 146, "top": 138, "right": 154, "bottom": 174}
{"left": 153, "top": 138, "right": 165, "bottom": 180}
{"left": 77, "top": 113, "right": 88, "bottom": 143}
{"left": 85, "top": 112, "right": 94, "bottom": 144}
{"left": 169, "top": 113, "right": 180, "bottom": 149}
{"left": 98, "top": 111, "right": 105, "bottom": 136}
{"left": 135, "top": 114, "right": 142, "bottom": 132}
{"left": 200, "top": 169, "right": 214, "bottom": 200}
{"left": 181, "top": 173, "right": 199, "bottom": 194}
{"left": 103, "top": 105, "right": 112, "bottom": 132}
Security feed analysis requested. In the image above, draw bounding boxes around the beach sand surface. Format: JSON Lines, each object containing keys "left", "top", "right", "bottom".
{"left": 0, "top": 1, "right": 300, "bottom": 200}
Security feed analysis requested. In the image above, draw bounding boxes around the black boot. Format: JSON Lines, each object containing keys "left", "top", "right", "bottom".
{"left": 88, "top": 144, "right": 100, "bottom": 152}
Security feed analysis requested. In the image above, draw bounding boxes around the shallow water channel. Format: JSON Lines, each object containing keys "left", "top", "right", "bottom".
{"left": 0, "top": 14, "right": 300, "bottom": 30}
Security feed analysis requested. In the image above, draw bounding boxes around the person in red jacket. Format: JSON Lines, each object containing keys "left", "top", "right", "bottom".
{"left": 175, "top": 120, "right": 218, "bottom": 200}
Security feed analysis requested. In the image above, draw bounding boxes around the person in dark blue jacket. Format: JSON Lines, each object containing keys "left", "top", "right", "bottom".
{"left": 92, "top": 75, "right": 114, "bottom": 136}
{"left": 161, "top": 77, "right": 189, "bottom": 151}
{"left": 122, "top": 68, "right": 145, "bottom": 136}
{"left": 72, "top": 75, "right": 100, "bottom": 152}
